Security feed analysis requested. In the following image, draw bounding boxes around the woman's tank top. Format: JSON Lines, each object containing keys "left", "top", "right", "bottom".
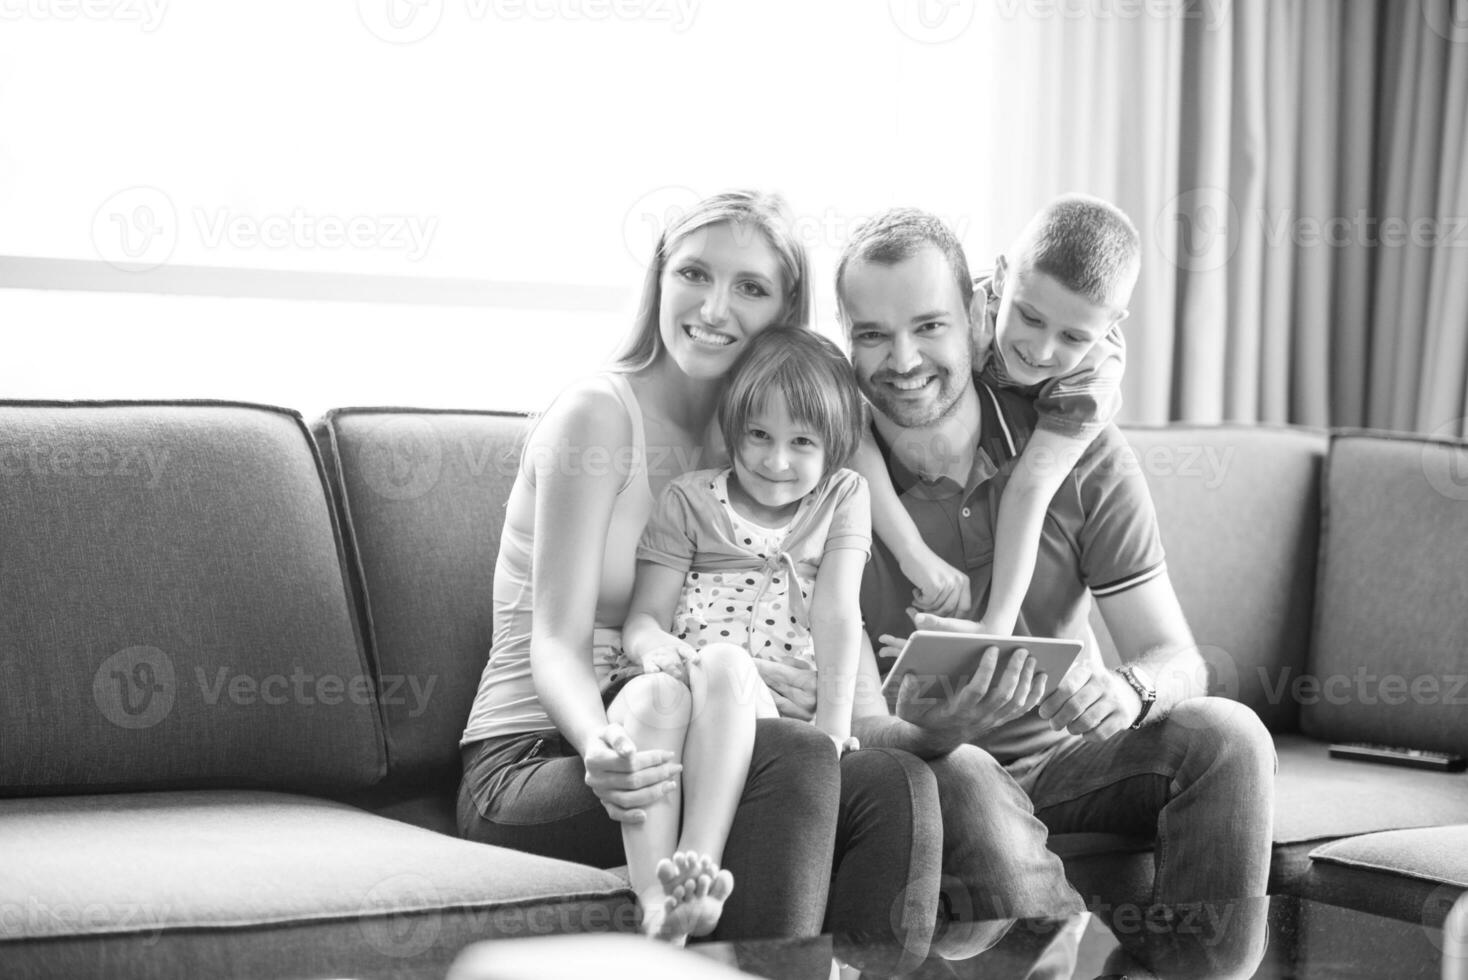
{"left": 460, "top": 373, "right": 653, "bottom": 743}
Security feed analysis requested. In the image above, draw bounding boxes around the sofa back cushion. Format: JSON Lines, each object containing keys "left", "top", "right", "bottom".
{"left": 316, "top": 409, "right": 526, "bottom": 787}
{"left": 0, "top": 402, "right": 383, "bottom": 796}
{"left": 1302, "top": 431, "right": 1468, "bottom": 752}
{"left": 1096, "top": 425, "right": 1326, "bottom": 731}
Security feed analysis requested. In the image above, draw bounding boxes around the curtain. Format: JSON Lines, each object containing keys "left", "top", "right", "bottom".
{"left": 984, "top": 0, "right": 1468, "bottom": 437}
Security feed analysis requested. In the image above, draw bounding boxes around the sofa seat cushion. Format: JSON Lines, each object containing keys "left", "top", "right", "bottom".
{"left": 1310, "top": 826, "right": 1468, "bottom": 889}
{"left": 0, "top": 789, "right": 634, "bottom": 943}
{"left": 1299, "top": 827, "right": 1468, "bottom": 925}
{"left": 1274, "top": 735, "right": 1468, "bottom": 844}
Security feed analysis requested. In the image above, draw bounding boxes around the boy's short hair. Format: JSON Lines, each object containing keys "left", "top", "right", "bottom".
{"left": 835, "top": 208, "right": 974, "bottom": 320}
{"left": 720, "top": 329, "right": 866, "bottom": 475}
{"left": 1013, "top": 194, "right": 1141, "bottom": 310}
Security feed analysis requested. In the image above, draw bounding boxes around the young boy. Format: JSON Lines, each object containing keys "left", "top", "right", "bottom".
{"left": 855, "top": 193, "right": 1139, "bottom": 632}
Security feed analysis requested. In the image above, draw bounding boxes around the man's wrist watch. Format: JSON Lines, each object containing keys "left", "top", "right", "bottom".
{"left": 1116, "top": 664, "right": 1157, "bottom": 729}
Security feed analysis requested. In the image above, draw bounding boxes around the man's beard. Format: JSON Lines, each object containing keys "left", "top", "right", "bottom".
{"left": 861, "top": 367, "right": 967, "bottom": 429}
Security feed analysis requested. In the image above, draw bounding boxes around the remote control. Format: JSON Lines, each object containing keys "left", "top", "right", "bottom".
{"left": 1328, "top": 743, "right": 1467, "bottom": 772}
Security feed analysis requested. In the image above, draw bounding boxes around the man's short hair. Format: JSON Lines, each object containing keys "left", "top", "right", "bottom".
{"left": 835, "top": 208, "right": 974, "bottom": 320}
{"left": 1014, "top": 194, "right": 1141, "bottom": 310}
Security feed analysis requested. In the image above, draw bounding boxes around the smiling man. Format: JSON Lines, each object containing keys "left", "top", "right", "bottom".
{"left": 827, "top": 206, "right": 1276, "bottom": 950}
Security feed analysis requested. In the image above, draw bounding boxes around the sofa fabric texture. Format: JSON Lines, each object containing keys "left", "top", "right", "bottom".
{"left": 0, "top": 402, "right": 382, "bottom": 796}
{"left": 316, "top": 409, "right": 528, "bottom": 788}
{"left": 1100, "top": 425, "right": 1326, "bottom": 732}
{"left": 0, "top": 789, "right": 631, "bottom": 942}
{"left": 5, "top": 401, "right": 1466, "bottom": 979}
{"left": 1305, "top": 432, "right": 1468, "bottom": 753}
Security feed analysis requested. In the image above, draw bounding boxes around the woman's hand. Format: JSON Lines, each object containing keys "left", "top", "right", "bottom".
{"left": 753, "top": 657, "right": 818, "bottom": 721}
{"left": 628, "top": 634, "right": 699, "bottom": 686}
{"left": 580, "top": 723, "right": 683, "bottom": 824}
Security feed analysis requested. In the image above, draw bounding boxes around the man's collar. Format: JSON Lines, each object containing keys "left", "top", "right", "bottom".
{"left": 871, "top": 374, "right": 1019, "bottom": 496}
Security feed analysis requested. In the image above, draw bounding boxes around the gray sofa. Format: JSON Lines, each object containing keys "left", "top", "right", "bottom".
{"left": 3, "top": 402, "right": 1466, "bottom": 979}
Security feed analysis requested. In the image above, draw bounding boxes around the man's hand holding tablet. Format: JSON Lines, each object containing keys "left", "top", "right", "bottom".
{"left": 877, "top": 610, "right": 1084, "bottom": 745}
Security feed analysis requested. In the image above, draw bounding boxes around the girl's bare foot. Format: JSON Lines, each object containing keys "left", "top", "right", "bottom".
{"left": 640, "top": 850, "right": 734, "bottom": 945}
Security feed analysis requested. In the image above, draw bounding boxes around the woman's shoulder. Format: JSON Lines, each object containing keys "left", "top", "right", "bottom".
{"left": 530, "top": 373, "right": 634, "bottom": 450}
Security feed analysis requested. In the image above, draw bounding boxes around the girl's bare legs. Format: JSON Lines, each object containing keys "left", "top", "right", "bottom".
{"left": 653, "top": 643, "right": 760, "bottom": 940}
{"left": 606, "top": 672, "right": 693, "bottom": 939}
{"left": 608, "top": 644, "right": 760, "bottom": 942}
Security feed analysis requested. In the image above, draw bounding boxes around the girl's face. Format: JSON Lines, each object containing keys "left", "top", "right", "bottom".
{"left": 657, "top": 222, "right": 788, "bottom": 381}
{"left": 728, "top": 391, "right": 826, "bottom": 526}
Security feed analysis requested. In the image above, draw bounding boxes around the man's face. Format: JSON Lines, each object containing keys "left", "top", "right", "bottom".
{"left": 841, "top": 248, "right": 974, "bottom": 428}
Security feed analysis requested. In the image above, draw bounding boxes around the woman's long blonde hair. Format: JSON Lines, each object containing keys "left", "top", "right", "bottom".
{"left": 611, "top": 190, "right": 813, "bottom": 372}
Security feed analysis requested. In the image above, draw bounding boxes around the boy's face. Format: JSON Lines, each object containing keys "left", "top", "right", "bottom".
{"left": 841, "top": 248, "right": 975, "bottom": 428}
{"left": 992, "top": 259, "right": 1126, "bottom": 386}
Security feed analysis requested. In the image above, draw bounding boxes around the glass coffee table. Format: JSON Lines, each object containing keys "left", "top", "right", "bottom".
{"left": 680, "top": 894, "right": 1460, "bottom": 979}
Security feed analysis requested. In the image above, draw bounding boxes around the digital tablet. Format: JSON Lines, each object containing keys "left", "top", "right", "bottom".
{"left": 880, "top": 631, "right": 1085, "bottom": 699}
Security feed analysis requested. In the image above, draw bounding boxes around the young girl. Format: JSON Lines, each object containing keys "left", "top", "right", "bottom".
{"left": 615, "top": 327, "right": 870, "bottom": 936}
{"left": 855, "top": 194, "right": 1138, "bottom": 636}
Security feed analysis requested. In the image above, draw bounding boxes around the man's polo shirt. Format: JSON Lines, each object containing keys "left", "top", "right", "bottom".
{"left": 859, "top": 375, "right": 1167, "bottom": 765}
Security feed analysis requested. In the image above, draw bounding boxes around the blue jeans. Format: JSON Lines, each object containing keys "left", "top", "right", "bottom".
{"left": 931, "top": 697, "right": 1277, "bottom": 918}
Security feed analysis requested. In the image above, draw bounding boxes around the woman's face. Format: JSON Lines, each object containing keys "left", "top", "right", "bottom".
{"left": 657, "top": 222, "right": 789, "bottom": 380}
